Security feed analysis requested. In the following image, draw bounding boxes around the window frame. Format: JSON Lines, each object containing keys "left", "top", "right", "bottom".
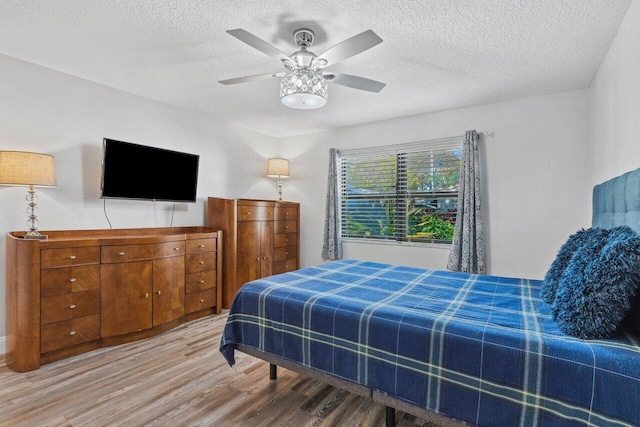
{"left": 337, "top": 138, "right": 462, "bottom": 247}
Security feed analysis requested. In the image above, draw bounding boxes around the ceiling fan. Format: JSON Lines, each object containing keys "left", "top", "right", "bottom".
{"left": 219, "top": 28, "right": 386, "bottom": 109}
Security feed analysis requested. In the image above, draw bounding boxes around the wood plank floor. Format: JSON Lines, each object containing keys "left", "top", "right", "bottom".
{"left": 0, "top": 312, "right": 441, "bottom": 427}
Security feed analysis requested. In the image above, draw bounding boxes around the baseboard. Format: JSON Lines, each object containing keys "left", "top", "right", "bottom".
{"left": 0, "top": 335, "right": 5, "bottom": 355}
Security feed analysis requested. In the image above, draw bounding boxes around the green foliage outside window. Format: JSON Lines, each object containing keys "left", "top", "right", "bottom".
{"left": 341, "top": 146, "right": 461, "bottom": 244}
{"left": 407, "top": 208, "right": 456, "bottom": 240}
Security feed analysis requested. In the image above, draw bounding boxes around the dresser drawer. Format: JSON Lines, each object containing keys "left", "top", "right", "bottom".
{"left": 274, "top": 246, "right": 297, "bottom": 262}
{"left": 155, "top": 241, "right": 185, "bottom": 258}
{"left": 185, "top": 289, "right": 216, "bottom": 313}
{"left": 102, "top": 244, "right": 155, "bottom": 263}
{"left": 273, "top": 259, "right": 297, "bottom": 275}
{"left": 41, "top": 246, "right": 100, "bottom": 269}
{"left": 275, "top": 206, "right": 298, "bottom": 221}
{"left": 41, "top": 265, "right": 100, "bottom": 297}
{"left": 41, "top": 290, "right": 100, "bottom": 325}
{"left": 186, "top": 238, "right": 217, "bottom": 254}
{"left": 186, "top": 270, "right": 217, "bottom": 293}
{"left": 41, "top": 315, "right": 100, "bottom": 353}
{"left": 185, "top": 252, "right": 216, "bottom": 273}
{"left": 237, "top": 204, "right": 274, "bottom": 221}
{"left": 274, "top": 220, "right": 297, "bottom": 234}
{"left": 101, "top": 242, "right": 184, "bottom": 263}
{"left": 274, "top": 233, "right": 297, "bottom": 248}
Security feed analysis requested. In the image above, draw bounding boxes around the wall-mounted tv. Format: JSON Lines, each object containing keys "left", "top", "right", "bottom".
{"left": 100, "top": 138, "right": 199, "bottom": 203}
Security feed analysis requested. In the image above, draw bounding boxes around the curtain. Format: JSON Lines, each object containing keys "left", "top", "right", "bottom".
{"left": 447, "top": 130, "right": 486, "bottom": 274}
{"left": 322, "top": 148, "right": 342, "bottom": 260}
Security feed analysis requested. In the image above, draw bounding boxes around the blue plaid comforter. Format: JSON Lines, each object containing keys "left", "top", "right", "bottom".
{"left": 220, "top": 260, "right": 640, "bottom": 426}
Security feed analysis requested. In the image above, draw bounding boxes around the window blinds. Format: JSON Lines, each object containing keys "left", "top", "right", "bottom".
{"left": 339, "top": 138, "right": 462, "bottom": 243}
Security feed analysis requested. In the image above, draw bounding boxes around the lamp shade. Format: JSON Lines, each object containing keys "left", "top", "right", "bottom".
{"left": 267, "top": 158, "right": 290, "bottom": 178}
{"left": 0, "top": 151, "right": 57, "bottom": 186}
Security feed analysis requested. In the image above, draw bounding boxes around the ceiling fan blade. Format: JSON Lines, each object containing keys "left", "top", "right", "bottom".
{"left": 315, "top": 30, "right": 382, "bottom": 68}
{"left": 227, "top": 29, "right": 292, "bottom": 64}
{"left": 325, "top": 72, "right": 386, "bottom": 93}
{"left": 219, "top": 72, "right": 285, "bottom": 85}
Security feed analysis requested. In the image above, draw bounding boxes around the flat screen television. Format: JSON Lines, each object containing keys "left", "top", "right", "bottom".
{"left": 100, "top": 138, "right": 199, "bottom": 203}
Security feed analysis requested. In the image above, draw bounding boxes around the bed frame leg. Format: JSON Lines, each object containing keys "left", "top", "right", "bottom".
{"left": 270, "top": 363, "right": 277, "bottom": 380}
{"left": 385, "top": 406, "right": 395, "bottom": 426}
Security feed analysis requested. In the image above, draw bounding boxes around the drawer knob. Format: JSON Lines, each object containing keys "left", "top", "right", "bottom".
{"left": 118, "top": 252, "right": 125, "bottom": 256}
{"left": 246, "top": 211, "right": 251, "bottom": 215}
{"left": 69, "top": 304, "right": 77, "bottom": 309}
{"left": 173, "top": 247, "right": 180, "bottom": 251}
{"left": 200, "top": 299, "right": 205, "bottom": 303}
{"left": 69, "top": 278, "right": 77, "bottom": 282}
{"left": 145, "top": 293, "right": 149, "bottom": 298}
{"left": 285, "top": 252, "right": 289, "bottom": 255}
{"left": 199, "top": 280, "right": 205, "bottom": 283}
{"left": 285, "top": 239, "right": 289, "bottom": 243}
{"left": 69, "top": 255, "right": 77, "bottom": 260}
{"left": 199, "top": 244, "right": 205, "bottom": 248}
{"left": 69, "top": 331, "right": 76, "bottom": 336}
{"left": 199, "top": 261, "right": 205, "bottom": 264}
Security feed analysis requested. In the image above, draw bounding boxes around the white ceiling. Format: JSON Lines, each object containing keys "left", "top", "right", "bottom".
{"left": 0, "top": 1, "right": 632, "bottom": 138}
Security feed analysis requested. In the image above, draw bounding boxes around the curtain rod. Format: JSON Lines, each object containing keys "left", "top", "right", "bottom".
{"left": 419, "top": 131, "right": 492, "bottom": 142}
{"left": 338, "top": 131, "right": 492, "bottom": 157}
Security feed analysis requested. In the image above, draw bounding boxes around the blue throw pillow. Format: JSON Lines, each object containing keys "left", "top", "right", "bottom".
{"left": 542, "top": 228, "right": 604, "bottom": 304}
{"left": 552, "top": 226, "right": 640, "bottom": 339}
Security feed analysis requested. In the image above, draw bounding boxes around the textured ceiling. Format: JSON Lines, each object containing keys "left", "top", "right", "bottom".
{"left": 0, "top": 1, "right": 632, "bottom": 138}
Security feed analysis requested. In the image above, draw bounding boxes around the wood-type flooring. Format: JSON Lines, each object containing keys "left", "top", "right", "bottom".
{"left": 0, "top": 312, "right": 441, "bottom": 427}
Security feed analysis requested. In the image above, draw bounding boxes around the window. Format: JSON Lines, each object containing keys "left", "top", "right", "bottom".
{"left": 338, "top": 139, "right": 461, "bottom": 245}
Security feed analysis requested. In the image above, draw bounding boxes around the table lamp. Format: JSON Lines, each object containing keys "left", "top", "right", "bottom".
{"left": 266, "top": 158, "right": 289, "bottom": 202}
{"left": 0, "top": 151, "right": 57, "bottom": 239}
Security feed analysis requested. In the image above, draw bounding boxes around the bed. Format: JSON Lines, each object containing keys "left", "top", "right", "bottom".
{"left": 220, "top": 168, "right": 640, "bottom": 427}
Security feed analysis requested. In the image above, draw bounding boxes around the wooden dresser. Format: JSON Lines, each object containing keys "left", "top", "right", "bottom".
{"left": 207, "top": 198, "right": 300, "bottom": 308}
{"left": 5, "top": 226, "right": 222, "bottom": 372}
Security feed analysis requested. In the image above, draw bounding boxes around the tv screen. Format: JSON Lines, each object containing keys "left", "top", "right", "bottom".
{"left": 101, "top": 138, "right": 199, "bottom": 203}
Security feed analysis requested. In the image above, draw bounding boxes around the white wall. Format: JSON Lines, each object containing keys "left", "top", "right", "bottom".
{"left": 589, "top": 0, "right": 640, "bottom": 184}
{"left": 0, "top": 54, "right": 277, "bottom": 347}
{"left": 279, "top": 89, "right": 592, "bottom": 280}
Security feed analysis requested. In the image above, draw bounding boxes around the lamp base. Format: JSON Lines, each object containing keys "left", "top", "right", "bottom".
{"left": 24, "top": 232, "right": 48, "bottom": 240}
{"left": 24, "top": 185, "right": 48, "bottom": 240}
{"left": 277, "top": 178, "right": 283, "bottom": 202}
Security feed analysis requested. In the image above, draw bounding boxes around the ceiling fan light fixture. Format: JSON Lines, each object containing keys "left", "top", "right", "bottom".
{"left": 280, "top": 71, "right": 327, "bottom": 109}
{"left": 222, "top": 28, "right": 384, "bottom": 107}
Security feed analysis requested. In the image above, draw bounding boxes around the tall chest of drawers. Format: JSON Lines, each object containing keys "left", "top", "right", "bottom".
{"left": 5, "top": 226, "right": 222, "bottom": 372}
{"left": 207, "top": 198, "right": 300, "bottom": 309}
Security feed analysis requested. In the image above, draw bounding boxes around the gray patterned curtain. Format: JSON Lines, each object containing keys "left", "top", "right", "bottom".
{"left": 447, "top": 130, "right": 486, "bottom": 274}
{"left": 322, "top": 148, "right": 343, "bottom": 260}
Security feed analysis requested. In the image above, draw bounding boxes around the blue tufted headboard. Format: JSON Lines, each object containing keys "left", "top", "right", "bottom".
{"left": 592, "top": 167, "right": 640, "bottom": 235}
